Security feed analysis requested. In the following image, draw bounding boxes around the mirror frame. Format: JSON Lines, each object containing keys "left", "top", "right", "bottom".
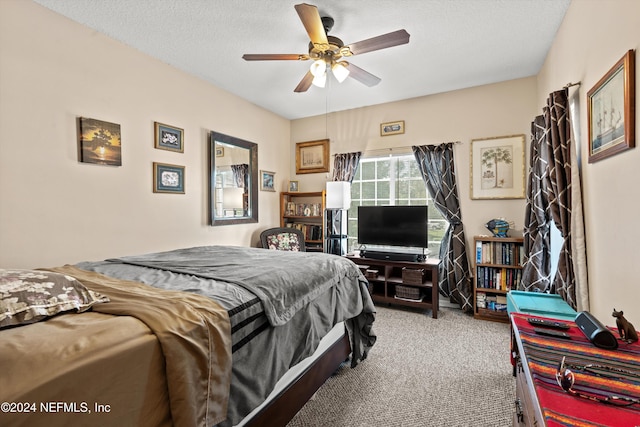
{"left": 209, "top": 131, "right": 258, "bottom": 226}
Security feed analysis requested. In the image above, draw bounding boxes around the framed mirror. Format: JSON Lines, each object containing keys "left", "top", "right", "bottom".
{"left": 209, "top": 131, "right": 258, "bottom": 225}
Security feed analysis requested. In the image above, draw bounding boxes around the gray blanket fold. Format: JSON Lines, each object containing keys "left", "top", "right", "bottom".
{"left": 109, "top": 245, "right": 376, "bottom": 365}
{"left": 111, "top": 246, "right": 354, "bottom": 325}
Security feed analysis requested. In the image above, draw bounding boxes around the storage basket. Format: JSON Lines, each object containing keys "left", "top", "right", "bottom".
{"left": 402, "top": 268, "right": 425, "bottom": 285}
{"left": 395, "top": 284, "right": 422, "bottom": 300}
{"left": 365, "top": 269, "right": 378, "bottom": 279}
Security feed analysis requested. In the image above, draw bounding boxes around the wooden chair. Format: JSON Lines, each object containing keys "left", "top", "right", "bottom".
{"left": 260, "top": 227, "right": 306, "bottom": 251}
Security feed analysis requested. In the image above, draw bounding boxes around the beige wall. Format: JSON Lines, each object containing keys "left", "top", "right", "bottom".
{"left": 291, "top": 78, "right": 537, "bottom": 257}
{"left": 537, "top": 0, "right": 640, "bottom": 327}
{"left": 0, "top": 0, "right": 290, "bottom": 268}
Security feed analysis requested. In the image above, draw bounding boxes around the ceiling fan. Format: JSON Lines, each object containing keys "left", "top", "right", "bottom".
{"left": 242, "top": 3, "right": 410, "bottom": 93}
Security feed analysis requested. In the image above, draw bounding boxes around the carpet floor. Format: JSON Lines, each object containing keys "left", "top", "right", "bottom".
{"left": 287, "top": 305, "right": 515, "bottom": 427}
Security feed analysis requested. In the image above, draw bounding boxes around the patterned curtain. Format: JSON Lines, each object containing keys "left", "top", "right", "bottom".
{"left": 412, "top": 143, "right": 472, "bottom": 312}
{"left": 521, "top": 89, "right": 581, "bottom": 310}
{"left": 331, "top": 152, "right": 362, "bottom": 182}
{"left": 231, "top": 164, "right": 248, "bottom": 188}
{"left": 545, "top": 89, "right": 576, "bottom": 308}
{"left": 521, "top": 116, "right": 551, "bottom": 292}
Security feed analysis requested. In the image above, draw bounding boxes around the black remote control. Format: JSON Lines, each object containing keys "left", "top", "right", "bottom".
{"left": 534, "top": 327, "right": 571, "bottom": 339}
{"left": 527, "top": 317, "right": 570, "bottom": 330}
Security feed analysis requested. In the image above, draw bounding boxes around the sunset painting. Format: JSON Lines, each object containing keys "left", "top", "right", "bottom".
{"left": 79, "top": 117, "right": 122, "bottom": 166}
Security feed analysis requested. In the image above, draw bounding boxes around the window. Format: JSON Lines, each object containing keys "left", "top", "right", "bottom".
{"left": 348, "top": 154, "right": 448, "bottom": 255}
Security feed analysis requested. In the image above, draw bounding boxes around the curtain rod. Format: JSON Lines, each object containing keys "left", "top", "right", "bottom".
{"left": 353, "top": 142, "right": 462, "bottom": 158}
{"left": 564, "top": 81, "right": 581, "bottom": 88}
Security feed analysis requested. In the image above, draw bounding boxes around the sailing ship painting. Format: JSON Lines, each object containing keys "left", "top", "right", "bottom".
{"left": 590, "top": 66, "right": 625, "bottom": 154}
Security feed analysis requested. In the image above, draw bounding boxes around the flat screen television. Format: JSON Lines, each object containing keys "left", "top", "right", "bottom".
{"left": 357, "top": 205, "right": 428, "bottom": 248}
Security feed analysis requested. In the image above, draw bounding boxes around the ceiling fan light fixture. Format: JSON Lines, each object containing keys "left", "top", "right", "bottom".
{"left": 332, "top": 62, "right": 349, "bottom": 83}
{"left": 312, "top": 72, "right": 326, "bottom": 88}
{"left": 310, "top": 59, "right": 326, "bottom": 77}
{"left": 243, "top": 4, "right": 408, "bottom": 93}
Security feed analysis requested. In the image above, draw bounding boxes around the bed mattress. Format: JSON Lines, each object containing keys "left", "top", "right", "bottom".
{"left": 1, "top": 312, "right": 172, "bottom": 427}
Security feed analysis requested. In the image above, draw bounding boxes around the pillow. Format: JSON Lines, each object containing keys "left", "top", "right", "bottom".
{"left": 266, "top": 232, "right": 302, "bottom": 251}
{"left": 0, "top": 269, "right": 109, "bottom": 329}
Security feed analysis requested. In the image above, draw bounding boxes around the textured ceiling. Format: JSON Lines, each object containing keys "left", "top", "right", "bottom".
{"left": 33, "top": 0, "right": 571, "bottom": 120}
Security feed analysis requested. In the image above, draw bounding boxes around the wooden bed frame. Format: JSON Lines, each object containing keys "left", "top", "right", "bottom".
{"left": 247, "top": 334, "right": 351, "bottom": 426}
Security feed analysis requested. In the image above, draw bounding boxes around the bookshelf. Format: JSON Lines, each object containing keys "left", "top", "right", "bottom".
{"left": 473, "top": 235, "right": 524, "bottom": 322}
{"left": 280, "top": 191, "right": 325, "bottom": 252}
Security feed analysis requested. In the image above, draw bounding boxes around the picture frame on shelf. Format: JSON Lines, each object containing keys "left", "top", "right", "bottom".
{"left": 153, "top": 162, "right": 185, "bottom": 194}
{"left": 289, "top": 180, "right": 299, "bottom": 192}
{"left": 470, "top": 134, "right": 525, "bottom": 200}
{"left": 260, "top": 170, "right": 275, "bottom": 192}
{"left": 295, "top": 139, "right": 329, "bottom": 174}
{"left": 154, "top": 122, "right": 184, "bottom": 153}
{"left": 587, "top": 49, "right": 635, "bottom": 163}
{"left": 78, "top": 117, "right": 122, "bottom": 166}
{"left": 380, "top": 120, "right": 405, "bottom": 136}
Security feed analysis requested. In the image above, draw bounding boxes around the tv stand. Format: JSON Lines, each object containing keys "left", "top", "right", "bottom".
{"left": 346, "top": 253, "right": 440, "bottom": 319}
{"left": 359, "top": 250, "right": 425, "bottom": 262}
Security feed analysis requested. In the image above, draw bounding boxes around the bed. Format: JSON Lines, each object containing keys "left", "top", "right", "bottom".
{"left": 0, "top": 245, "right": 376, "bottom": 427}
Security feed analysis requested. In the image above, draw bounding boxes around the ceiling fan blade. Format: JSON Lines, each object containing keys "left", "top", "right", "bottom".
{"left": 294, "top": 71, "right": 314, "bottom": 93}
{"left": 295, "top": 3, "right": 328, "bottom": 45}
{"left": 347, "top": 29, "right": 410, "bottom": 56}
{"left": 346, "top": 63, "right": 381, "bottom": 87}
{"left": 242, "top": 54, "right": 308, "bottom": 61}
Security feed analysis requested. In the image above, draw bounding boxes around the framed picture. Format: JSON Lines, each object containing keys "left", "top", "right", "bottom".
{"left": 215, "top": 146, "right": 224, "bottom": 157}
{"left": 154, "top": 122, "right": 184, "bottom": 153}
{"left": 587, "top": 49, "right": 635, "bottom": 163}
{"left": 380, "top": 120, "right": 405, "bottom": 136}
{"left": 289, "top": 180, "right": 299, "bottom": 192}
{"left": 260, "top": 170, "right": 275, "bottom": 192}
{"left": 78, "top": 117, "right": 122, "bottom": 166}
{"left": 153, "top": 162, "right": 185, "bottom": 194}
{"left": 296, "top": 139, "right": 330, "bottom": 174}
{"left": 470, "top": 134, "right": 525, "bottom": 200}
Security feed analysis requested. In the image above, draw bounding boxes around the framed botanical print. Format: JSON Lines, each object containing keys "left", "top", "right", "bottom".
{"left": 470, "top": 134, "right": 525, "bottom": 199}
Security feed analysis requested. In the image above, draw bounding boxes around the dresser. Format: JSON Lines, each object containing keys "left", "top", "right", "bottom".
{"left": 511, "top": 313, "right": 640, "bottom": 426}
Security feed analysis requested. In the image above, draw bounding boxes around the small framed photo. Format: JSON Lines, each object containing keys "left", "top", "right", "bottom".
{"left": 260, "top": 170, "right": 275, "bottom": 192}
{"left": 78, "top": 117, "right": 122, "bottom": 166}
{"left": 153, "top": 162, "right": 185, "bottom": 194}
{"left": 295, "top": 139, "right": 330, "bottom": 174}
{"left": 587, "top": 49, "right": 635, "bottom": 163}
{"left": 380, "top": 120, "right": 405, "bottom": 136}
{"left": 470, "top": 134, "right": 525, "bottom": 200}
{"left": 289, "top": 180, "right": 299, "bottom": 192}
{"left": 154, "top": 122, "right": 184, "bottom": 153}
{"left": 215, "top": 146, "right": 224, "bottom": 157}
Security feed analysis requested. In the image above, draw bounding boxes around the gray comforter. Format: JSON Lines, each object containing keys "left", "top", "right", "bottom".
{"left": 108, "top": 245, "right": 376, "bottom": 364}
{"left": 112, "top": 246, "right": 368, "bottom": 316}
{"left": 78, "top": 245, "right": 376, "bottom": 425}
